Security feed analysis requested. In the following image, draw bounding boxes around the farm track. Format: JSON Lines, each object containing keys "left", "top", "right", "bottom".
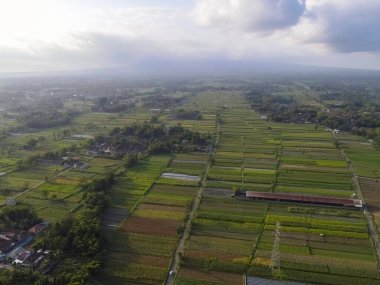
{"left": 165, "top": 120, "right": 221, "bottom": 285}
{"left": 333, "top": 131, "right": 380, "bottom": 269}
{"left": 357, "top": 176, "right": 380, "bottom": 181}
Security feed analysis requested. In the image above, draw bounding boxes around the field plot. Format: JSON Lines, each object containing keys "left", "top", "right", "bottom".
{"left": 108, "top": 155, "right": 170, "bottom": 215}
{"left": 17, "top": 182, "right": 82, "bottom": 223}
{"left": 0, "top": 161, "right": 65, "bottom": 201}
{"left": 167, "top": 160, "right": 206, "bottom": 176}
{"left": 360, "top": 177, "right": 380, "bottom": 229}
{"left": 0, "top": 156, "right": 20, "bottom": 173}
{"left": 251, "top": 203, "right": 379, "bottom": 284}
{"left": 207, "top": 99, "right": 280, "bottom": 194}
{"left": 145, "top": 184, "right": 198, "bottom": 207}
{"left": 165, "top": 117, "right": 216, "bottom": 133}
{"left": 1, "top": 77, "right": 379, "bottom": 284}
{"left": 176, "top": 268, "right": 244, "bottom": 285}
{"left": 182, "top": 201, "right": 379, "bottom": 284}
{"left": 163, "top": 97, "right": 216, "bottom": 133}
{"left": 0, "top": 116, "right": 17, "bottom": 133}
{"left": 176, "top": 92, "right": 379, "bottom": 285}
{"left": 275, "top": 125, "right": 354, "bottom": 198}
{"left": 103, "top": 232, "right": 175, "bottom": 284}
{"left": 161, "top": 173, "right": 201, "bottom": 182}
{"left": 72, "top": 111, "right": 151, "bottom": 134}
{"left": 3, "top": 130, "right": 89, "bottom": 158}
{"left": 13, "top": 157, "right": 123, "bottom": 222}
{"left": 103, "top": 153, "right": 206, "bottom": 284}
{"left": 0, "top": 175, "right": 42, "bottom": 194}
{"left": 337, "top": 132, "right": 380, "bottom": 178}
{"left": 84, "top": 157, "right": 120, "bottom": 173}
{"left": 1, "top": 89, "right": 376, "bottom": 284}
{"left": 182, "top": 193, "right": 267, "bottom": 274}
{"left": 56, "top": 157, "right": 120, "bottom": 184}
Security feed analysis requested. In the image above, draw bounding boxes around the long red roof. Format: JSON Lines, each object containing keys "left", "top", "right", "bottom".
{"left": 246, "top": 191, "right": 363, "bottom": 208}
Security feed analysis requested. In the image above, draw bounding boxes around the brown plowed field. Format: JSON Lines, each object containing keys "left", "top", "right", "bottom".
{"left": 122, "top": 216, "right": 180, "bottom": 237}
{"left": 179, "top": 267, "right": 243, "bottom": 284}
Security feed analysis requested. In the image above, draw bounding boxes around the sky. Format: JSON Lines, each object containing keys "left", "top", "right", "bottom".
{"left": 1, "top": 0, "right": 380, "bottom": 73}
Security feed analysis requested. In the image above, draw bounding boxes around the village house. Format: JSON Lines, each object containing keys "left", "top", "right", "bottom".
{"left": 28, "top": 222, "right": 49, "bottom": 236}
{"left": 0, "top": 238, "right": 14, "bottom": 257}
{"left": 13, "top": 250, "right": 32, "bottom": 265}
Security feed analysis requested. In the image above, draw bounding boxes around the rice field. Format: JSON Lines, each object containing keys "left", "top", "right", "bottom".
{"left": 102, "top": 152, "right": 207, "bottom": 284}
{"left": 177, "top": 92, "right": 380, "bottom": 285}
{"left": 2, "top": 89, "right": 380, "bottom": 284}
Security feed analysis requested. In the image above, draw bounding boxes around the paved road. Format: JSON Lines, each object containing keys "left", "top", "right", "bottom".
{"left": 165, "top": 121, "right": 220, "bottom": 285}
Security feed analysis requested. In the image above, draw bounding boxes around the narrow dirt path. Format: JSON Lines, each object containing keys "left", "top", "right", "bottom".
{"left": 333, "top": 131, "right": 380, "bottom": 268}
{"left": 165, "top": 120, "right": 220, "bottom": 285}
{"left": 1, "top": 164, "right": 75, "bottom": 205}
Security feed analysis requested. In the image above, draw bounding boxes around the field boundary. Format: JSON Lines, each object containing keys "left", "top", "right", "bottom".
{"left": 165, "top": 117, "right": 220, "bottom": 285}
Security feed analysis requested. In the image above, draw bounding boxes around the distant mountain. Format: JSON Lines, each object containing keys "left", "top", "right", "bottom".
{"left": 1, "top": 58, "right": 380, "bottom": 79}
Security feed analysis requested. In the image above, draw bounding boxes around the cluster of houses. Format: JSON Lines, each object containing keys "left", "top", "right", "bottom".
{"left": 325, "top": 128, "right": 340, "bottom": 134}
{"left": 0, "top": 222, "right": 49, "bottom": 268}
{"left": 85, "top": 143, "right": 116, "bottom": 157}
{"left": 62, "top": 156, "right": 90, "bottom": 170}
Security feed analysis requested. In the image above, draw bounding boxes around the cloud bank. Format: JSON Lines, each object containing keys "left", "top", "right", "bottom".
{"left": 1, "top": 0, "right": 380, "bottom": 73}
{"left": 300, "top": 0, "right": 380, "bottom": 53}
{"left": 194, "top": 0, "right": 306, "bottom": 33}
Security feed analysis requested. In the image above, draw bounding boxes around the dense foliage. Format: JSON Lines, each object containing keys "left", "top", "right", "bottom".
{"left": 0, "top": 206, "right": 42, "bottom": 230}
{"left": 91, "top": 123, "right": 213, "bottom": 155}
{"left": 26, "top": 173, "right": 116, "bottom": 284}
{"left": 171, "top": 109, "right": 202, "bottom": 120}
{"left": 141, "top": 95, "right": 184, "bottom": 108}
{"left": 315, "top": 88, "right": 380, "bottom": 135}
{"left": 247, "top": 84, "right": 380, "bottom": 146}
{"left": 17, "top": 110, "right": 73, "bottom": 129}
{"left": 246, "top": 90, "right": 317, "bottom": 124}
{"left": 92, "top": 96, "right": 135, "bottom": 113}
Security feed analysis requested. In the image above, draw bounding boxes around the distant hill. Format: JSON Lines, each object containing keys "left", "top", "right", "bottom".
{"left": 1, "top": 58, "right": 380, "bottom": 79}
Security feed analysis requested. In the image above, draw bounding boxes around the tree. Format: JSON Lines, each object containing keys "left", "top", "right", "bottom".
{"left": 122, "top": 153, "right": 138, "bottom": 169}
{"left": 38, "top": 136, "right": 47, "bottom": 142}
{"left": 42, "top": 189, "right": 49, "bottom": 199}
{"left": 25, "top": 138, "right": 38, "bottom": 149}
{"left": 83, "top": 192, "right": 110, "bottom": 214}
{"left": 150, "top": 115, "right": 159, "bottom": 123}
{"left": 373, "top": 136, "right": 380, "bottom": 150}
{"left": 0, "top": 206, "right": 42, "bottom": 230}
{"left": 0, "top": 188, "right": 11, "bottom": 197}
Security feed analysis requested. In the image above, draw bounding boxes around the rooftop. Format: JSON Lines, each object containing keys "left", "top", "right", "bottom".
{"left": 28, "top": 222, "right": 49, "bottom": 235}
{"left": 246, "top": 191, "right": 363, "bottom": 208}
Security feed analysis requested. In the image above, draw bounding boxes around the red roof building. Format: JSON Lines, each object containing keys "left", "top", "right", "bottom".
{"left": 246, "top": 191, "right": 363, "bottom": 208}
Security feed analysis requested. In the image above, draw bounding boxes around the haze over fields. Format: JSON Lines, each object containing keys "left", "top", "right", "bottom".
{"left": 1, "top": 0, "right": 380, "bottom": 74}
{"left": 3, "top": 1, "right": 380, "bottom": 285}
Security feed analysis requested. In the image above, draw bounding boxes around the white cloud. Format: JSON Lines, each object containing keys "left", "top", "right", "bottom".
{"left": 193, "top": 0, "right": 306, "bottom": 33}
{"left": 294, "top": 0, "right": 380, "bottom": 53}
{"left": 1, "top": 0, "right": 380, "bottom": 73}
